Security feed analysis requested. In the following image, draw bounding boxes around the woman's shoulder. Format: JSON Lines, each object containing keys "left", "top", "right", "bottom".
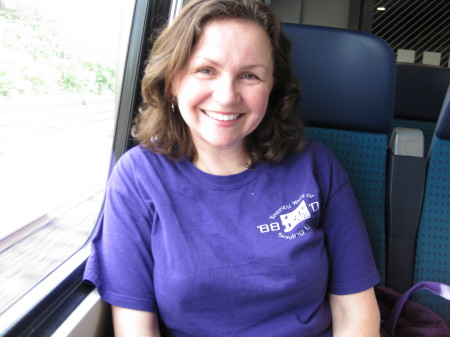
{"left": 111, "top": 145, "right": 176, "bottom": 179}
{"left": 116, "top": 145, "right": 167, "bottom": 167}
{"left": 108, "top": 146, "right": 186, "bottom": 195}
{"left": 121, "top": 145, "right": 152, "bottom": 160}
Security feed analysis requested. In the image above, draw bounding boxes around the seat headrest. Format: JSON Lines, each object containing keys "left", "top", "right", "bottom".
{"left": 435, "top": 84, "right": 450, "bottom": 140}
{"left": 283, "top": 23, "right": 395, "bottom": 134}
{"left": 395, "top": 64, "right": 450, "bottom": 122}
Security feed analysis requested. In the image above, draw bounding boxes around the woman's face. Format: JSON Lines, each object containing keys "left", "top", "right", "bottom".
{"left": 171, "top": 19, "right": 274, "bottom": 154}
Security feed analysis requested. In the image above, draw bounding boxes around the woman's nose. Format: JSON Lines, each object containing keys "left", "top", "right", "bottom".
{"left": 212, "top": 75, "right": 240, "bottom": 106}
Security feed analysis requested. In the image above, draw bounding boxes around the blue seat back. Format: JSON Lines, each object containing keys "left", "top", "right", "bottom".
{"left": 283, "top": 23, "right": 396, "bottom": 284}
{"left": 393, "top": 64, "right": 450, "bottom": 153}
{"left": 395, "top": 64, "right": 450, "bottom": 122}
{"left": 413, "top": 84, "right": 450, "bottom": 323}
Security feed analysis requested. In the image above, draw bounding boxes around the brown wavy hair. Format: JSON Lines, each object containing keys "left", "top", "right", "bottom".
{"left": 133, "top": 0, "right": 305, "bottom": 165}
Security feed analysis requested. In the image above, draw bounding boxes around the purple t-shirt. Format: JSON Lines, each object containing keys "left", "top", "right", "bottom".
{"left": 84, "top": 140, "right": 380, "bottom": 336}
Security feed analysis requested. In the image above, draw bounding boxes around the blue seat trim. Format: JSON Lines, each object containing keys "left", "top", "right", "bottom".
{"left": 434, "top": 84, "right": 450, "bottom": 141}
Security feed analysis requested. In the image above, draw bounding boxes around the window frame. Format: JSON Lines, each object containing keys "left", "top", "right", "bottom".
{"left": 0, "top": 0, "right": 172, "bottom": 335}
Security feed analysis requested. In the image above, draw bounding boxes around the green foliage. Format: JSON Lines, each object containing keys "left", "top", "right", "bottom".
{"left": 0, "top": 71, "right": 13, "bottom": 96}
{"left": 0, "top": 5, "right": 116, "bottom": 97}
{"left": 59, "top": 72, "right": 85, "bottom": 93}
{"left": 82, "top": 62, "right": 117, "bottom": 94}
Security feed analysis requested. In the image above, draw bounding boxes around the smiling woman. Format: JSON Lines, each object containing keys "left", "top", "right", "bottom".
{"left": 134, "top": 0, "right": 304, "bottom": 168}
{"left": 83, "top": 1, "right": 381, "bottom": 336}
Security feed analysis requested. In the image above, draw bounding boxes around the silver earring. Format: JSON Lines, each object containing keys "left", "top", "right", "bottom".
{"left": 171, "top": 96, "right": 177, "bottom": 113}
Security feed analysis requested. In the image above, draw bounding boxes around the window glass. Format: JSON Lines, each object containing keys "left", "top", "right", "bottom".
{"left": 0, "top": 0, "right": 134, "bottom": 313}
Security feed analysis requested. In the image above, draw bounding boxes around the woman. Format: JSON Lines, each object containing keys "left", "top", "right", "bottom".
{"left": 84, "top": 0, "right": 381, "bottom": 336}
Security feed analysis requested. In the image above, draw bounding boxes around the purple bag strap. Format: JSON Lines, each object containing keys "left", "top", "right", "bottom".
{"left": 385, "top": 281, "right": 450, "bottom": 335}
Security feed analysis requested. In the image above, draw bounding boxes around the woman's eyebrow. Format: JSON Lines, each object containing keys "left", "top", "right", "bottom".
{"left": 192, "top": 56, "right": 270, "bottom": 71}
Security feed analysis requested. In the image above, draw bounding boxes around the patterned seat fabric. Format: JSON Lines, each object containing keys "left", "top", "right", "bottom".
{"left": 307, "top": 128, "right": 388, "bottom": 280}
{"left": 413, "top": 85, "right": 450, "bottom": 323}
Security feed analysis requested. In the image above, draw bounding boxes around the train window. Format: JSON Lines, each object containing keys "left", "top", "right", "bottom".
{"left": 0, "top": 0, "right": 135, "bottom": 316}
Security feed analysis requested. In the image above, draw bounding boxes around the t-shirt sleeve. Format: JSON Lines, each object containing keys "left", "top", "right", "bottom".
{"left": 319, "top": 147, "right": 381, "bottom": 295}
{"left": 83, "top": 150, "right": 157, "bottom": 312}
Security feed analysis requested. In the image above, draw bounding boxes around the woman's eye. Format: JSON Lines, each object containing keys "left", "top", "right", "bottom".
{"left": 242, "top": 73, "right": 259, "bottom": 80}
{"left": 197, "top": 68, "right": 214, "bottom": 75}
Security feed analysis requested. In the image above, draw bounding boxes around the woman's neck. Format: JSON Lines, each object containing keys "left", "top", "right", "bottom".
{"left": 193, "top": 146, "right": 250, "bottom": 176}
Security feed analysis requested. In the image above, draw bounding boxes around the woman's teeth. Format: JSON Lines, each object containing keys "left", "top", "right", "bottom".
{"left": 204, "top": 110, "right": 240, "bottom": 121}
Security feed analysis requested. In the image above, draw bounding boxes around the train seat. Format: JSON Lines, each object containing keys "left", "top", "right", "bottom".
{"left": 282, "top": 23, "right": 396, "bottom": 284}
{"left": 393, "top": 63, "right": 450, "bottom": 153}
{"left": 413, "top": 83, "right": 450, "bottom": 323}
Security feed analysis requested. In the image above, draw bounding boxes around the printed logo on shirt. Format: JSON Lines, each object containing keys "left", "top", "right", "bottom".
{"left": 256, "top": 193, "right": 319, "bottom": 240}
